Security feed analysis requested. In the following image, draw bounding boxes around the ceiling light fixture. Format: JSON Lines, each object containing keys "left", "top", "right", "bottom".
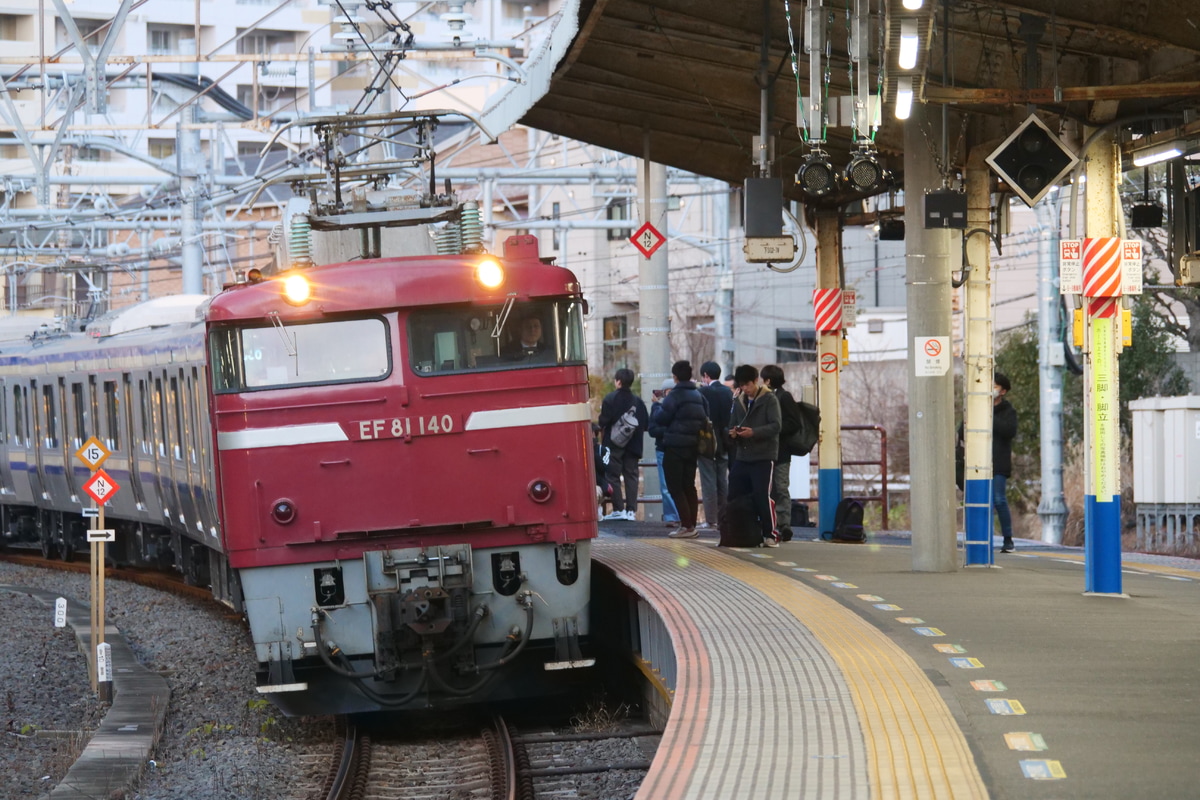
{"left": 1132, "top": 142, "right": 1183, "bottom": 167}
{"left": 902, "top": 0, "right": 924, "bottom": 8}
{"left": 895, "top": 77, "right": 913, "bottom": 120}
{"left": 899, "top": 20, "right": 919, "bottom": 70}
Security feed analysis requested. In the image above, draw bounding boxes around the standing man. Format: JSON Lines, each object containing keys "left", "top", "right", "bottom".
{"left": 727, "top": 364, "right": 782, "bottom": 547}
{"left": 649, "top": 360, "right": 708, "bottom": 538}
{"left": 597, "top": 368, "right": 648, "bottom": 521}
{"left": 761, "top": 365, "right": 800, "bottom": 542}
{"left": 697, "top": 361, "right": 733, "bottom": 529}
{"left": 993, "top": 372, "right": 1018, "bottom": 553}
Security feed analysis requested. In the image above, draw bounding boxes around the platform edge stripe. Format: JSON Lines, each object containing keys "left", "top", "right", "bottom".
{"left": 1040, "top": 552, "right": 1200, "bottom": 578}
{"left": 682, "top": 547, "right": 989, "bottom": 800}
{"left": 464, "top": 402, "right": 591, "bottom": 430}
{"left": 593, "top": 544, "right": 715, "bottom": 800}
{"left": 636, "top": 541, "right": 869, "bottom": 798}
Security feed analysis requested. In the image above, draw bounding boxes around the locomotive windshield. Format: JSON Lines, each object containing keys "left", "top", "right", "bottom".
{"left": 209, "top": 316, "right": 390, "bottom": 393}
{"left": 408, "top": 298, "right": 585, "bottom": 374}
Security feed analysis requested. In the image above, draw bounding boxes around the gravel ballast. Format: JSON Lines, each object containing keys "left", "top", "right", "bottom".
{"left": 0, "top": 562, "right": 326, "bottom": 800}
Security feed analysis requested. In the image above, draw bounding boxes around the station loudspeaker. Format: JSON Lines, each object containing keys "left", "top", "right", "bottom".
{"left": 844, "top": 148, "right": 885, "bottom": 194}
{"left": 1129, "top": 202, "right": 1164, "bottom": 228}
{"left": 985, "top": 114, "right": 1079, "bottom": 208}
{"left": 797, "top": 151, "right": 837, "bottom": 198}
{"left": 878, "top": 218, "right": 905, "bottom": 240}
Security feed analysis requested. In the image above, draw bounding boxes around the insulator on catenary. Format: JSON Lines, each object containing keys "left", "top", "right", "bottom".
{"left": 289, "top": 215, "right": 312, "bottom": 266}
{"left": 436, "top": 223, "right": 462, "bottom": 255}
{"left": 460, "top": 201, "right": 482, "bottom": 253}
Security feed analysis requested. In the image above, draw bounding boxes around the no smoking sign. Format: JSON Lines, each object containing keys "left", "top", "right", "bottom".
{"left": 820, "top": 352, "right": 839, "bottom": 373}
{"left": 915, "top": 336, "right": 950, "bottom": 377}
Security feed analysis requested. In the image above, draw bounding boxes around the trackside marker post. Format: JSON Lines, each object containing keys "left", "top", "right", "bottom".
{"left": 54, "top": 597, "right": 67, "bottom": 628}
{"left": 77, "top": 437, "right": 118, "bottom": 694}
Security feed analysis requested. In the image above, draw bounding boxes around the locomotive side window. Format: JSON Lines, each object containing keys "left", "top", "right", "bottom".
{"left": 209, "top": 317, "right": 389, "bottom": 393}
{"left": 407, "top": 299, "right": 586, "bottom": 375}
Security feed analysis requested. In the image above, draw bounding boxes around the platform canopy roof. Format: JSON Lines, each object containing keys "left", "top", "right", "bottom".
{"left": 484, "top": 0, "right": 1200, "bottom": 207}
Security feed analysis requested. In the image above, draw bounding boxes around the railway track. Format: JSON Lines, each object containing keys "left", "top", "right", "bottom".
{"left": 311, "top": 713, "right": 655, "bottom": 800}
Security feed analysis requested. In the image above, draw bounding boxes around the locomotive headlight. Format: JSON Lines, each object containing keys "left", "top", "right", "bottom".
{"left": 528, "top": 479, "right": 553, "bottom": 503}
{"left": 476, "top": 259, "right": 504, "bottom": 289}
{"left": 282, "top": 274, "right": 311, "bottom": 305}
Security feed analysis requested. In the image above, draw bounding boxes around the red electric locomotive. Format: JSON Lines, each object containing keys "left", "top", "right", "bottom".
{"left": 206, "top": 234, "right": 598, "bottom": 714}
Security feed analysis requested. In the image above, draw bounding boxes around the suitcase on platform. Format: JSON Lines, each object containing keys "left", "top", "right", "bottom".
{"left": 719, "top": 494, "right": 765, "bottom": 548}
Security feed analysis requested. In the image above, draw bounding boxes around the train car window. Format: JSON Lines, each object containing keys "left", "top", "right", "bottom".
{"left": 72, "top": 383, "right": 86, "bottom": 447}
{"left": 0, "top": 382, "right": 6, "bottom": 443}
{"left": 170, "top": 375, "right": 183, "bottom": 460}
{"left": 42, "top": 384, "right": 58, "bottom": 448}
{"left": 407, "top": 298, "right": 586, "bottom": 375}
{"left": 89, "top": 376, "right": 99, "bottom": 444}
{"left": 155, "top": 376, "right": 167, "bottom": 458}
{"left": 138, "top": 379, "right": 151, "bottom": 455}
{"left": 104, "top": 381, "right": 120, "bottom": 451}
{"left": 209, "top": 316, "right": 389, "bottom": 393}
{"left": 11, "top": 385, "right": 20, "bottom": 444}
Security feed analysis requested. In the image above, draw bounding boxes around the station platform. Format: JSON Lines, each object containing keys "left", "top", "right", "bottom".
{"left": 594, "top": 524, "right": 1200, "bottom": 800}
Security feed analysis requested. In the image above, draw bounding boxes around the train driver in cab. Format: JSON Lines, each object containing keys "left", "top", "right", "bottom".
{"left": 504, "top": 312, "right": 552, "bottom": 362}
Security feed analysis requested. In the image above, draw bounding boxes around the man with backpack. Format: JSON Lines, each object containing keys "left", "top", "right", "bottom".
{"left": 726, "top": 364, "right": 782, "bottom": 547}
{"left": 697, "top": 361, "right": 733, "bottom": 530}
{"left": 648, "top": 360, "right": 709, "bottom": 538}
{"left": 761, "top": 365, "right": 801, "bottom": 542}
{"left": 597, "top": 368, "right": 648, "bottom": 521}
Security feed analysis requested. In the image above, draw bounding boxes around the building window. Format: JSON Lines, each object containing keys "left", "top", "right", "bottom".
{"left": 147, "top": 24, "right": 191, "bottom": 55}
{"left": 606, "top": 198, "right": 633, "bottom": 241}
{"left": 236, "top": 29, "right": 294, "bottom": 55}
{"left": 776, "top": 328, "right": 816, "bottom": 363}
{"left": 0, "top": 14, "right": 27, "bottom": 41}
{"left": 602, "top": 315, "right": 629, "bottom": 373}
{"left": 148, "top": 138, "right": 176, "bottom": 159}
{"left": 75, "top": 146, "right": 105, "bottom": 162}
{"left": 56, "top": 18, "right": 104, "bottom": 52}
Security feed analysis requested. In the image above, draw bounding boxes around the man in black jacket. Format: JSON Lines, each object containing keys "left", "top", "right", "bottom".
{"left": 649, "top": 360, "right": 709, "bottom": 538}
{"left": 597, "top": 368, "right": 648, "bottom": 521}
{"left": 697, "top": 361, "right": 733, "bottom": 529}
{"left": 993, "top": 372, "right": 1018, "bottom": 553}
{"left": 761, "top": 364, "right": 800, "bottom": 541}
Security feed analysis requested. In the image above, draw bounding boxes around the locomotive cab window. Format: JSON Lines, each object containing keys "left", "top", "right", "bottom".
{"left": 408, "top": 299, "right": 585, "bottom": 374}
{"left": 210, "top": 316, "right": 390, "bottom": 393}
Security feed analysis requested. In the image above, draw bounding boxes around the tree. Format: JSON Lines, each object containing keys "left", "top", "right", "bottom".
{"left": 993, "top": 294, "right": 1191, "bottom": 518}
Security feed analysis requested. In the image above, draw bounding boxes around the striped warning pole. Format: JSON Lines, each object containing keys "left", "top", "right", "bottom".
{"left": 812, "top": 211, "right": 843, "bottom": 535}
{"left": 1081, "top": 237, "right": 1123, "bottom": 595}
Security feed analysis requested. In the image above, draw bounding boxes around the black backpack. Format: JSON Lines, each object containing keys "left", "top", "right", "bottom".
{"left": 821, "top": 498, "right": 865, "bottom": 543}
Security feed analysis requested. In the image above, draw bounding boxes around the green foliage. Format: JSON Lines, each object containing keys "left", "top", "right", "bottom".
{"left": 994, "top": 296, "right": 1192, "bottom": 516}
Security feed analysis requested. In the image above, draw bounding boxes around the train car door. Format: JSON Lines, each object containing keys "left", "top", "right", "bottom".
{"left": 29, "top": 380, "right": 48, "bottom": 502}
{"left": 0, "top": 378, "right": 14, "bottom": 497}
{"left": 9, "top": 383, "right": 34, "bottom": 504}
{"left": 187, "top": 367, "right": 217, "bottom": 540}
{"left": 66, "top": 379, "right": 87, "bottom": 502}
{"left": 152, "top": 372, "right": 182, "bottom": 529}
{"left": 119, "top": 375, "right": 147, "bottom": 511}
{"left": 170, "top": 369, "right": 199, "bottom": 533}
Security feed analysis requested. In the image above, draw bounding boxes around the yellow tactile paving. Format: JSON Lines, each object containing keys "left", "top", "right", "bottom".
{"left": 662, "top": 542, "right": 988, "bottom": 800}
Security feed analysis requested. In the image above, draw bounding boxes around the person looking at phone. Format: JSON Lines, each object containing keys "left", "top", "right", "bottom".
{"left": 726, "top": 364, "right": 782, "bottom": 547}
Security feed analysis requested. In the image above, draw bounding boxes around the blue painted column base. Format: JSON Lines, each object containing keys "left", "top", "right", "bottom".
{"left": 1084, "top": 495, "right": 1123, "bottom": 594}
{"left": 818, "top": 469, "right": 843, "bottom": 535}
{"left": 964, "top": 478, "right": 993, "bottom": 566}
